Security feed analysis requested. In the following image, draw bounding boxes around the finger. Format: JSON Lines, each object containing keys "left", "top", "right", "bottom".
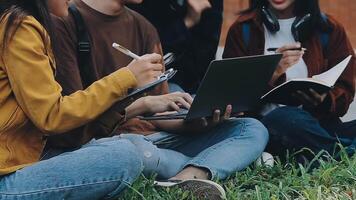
{"left": 296, "top": 90, "right": 318, "bottom": 106}
{"left": 309, "top": 88, "right": 326, "bottom": 99}
{"left": 201, "top": 117, "right": 208, "bottom": 127}
{"left": 280, "top": 57, "right": 300, "bottom": 69}
{"left": 277, "top": 42, "right": 301, "bottom": 53}
{"left": 149, "top": 71, "right": 163, "bottom": 80}
{"left": 168, "top": 101, "right": 180, "bottom": 111}
{"left": 149, "top": 63, "right": 164, "bottom": 71}
{"left": 212, "top": 110, "right": 220, "bottom": 124}
{"left": 223, "top": 105, "right": 232, "bottom": 120}
{"left": 170, "top": 92, "right": 193, "bottom": 105}
{"left": 292, "top": 92, "right": 307, "bottom": 105}
{"left": 319, "top": 92, "right": 328, "bottom": 101}
{"left": 308, "top": 89, "right": 327, "bottom": 104}
{"left": 298, "top": 90, "right": 321, "bottom": 107}
{"left": 282, "top": 53, "right": 303, "bottom": 64}
{"left": 180, "top": 92, "right": 194, "bottom": 105}
{"left": 281, "top": 53, "right": 303, "bottom": 65}
{"left": 282, "top": 50, "right": 304, "bottom": 58}
{"left": 175, "top": 97, "right": 191, "bottom": 109}
{"left": 142, "top": 53, "right": 162, "bottom": 63}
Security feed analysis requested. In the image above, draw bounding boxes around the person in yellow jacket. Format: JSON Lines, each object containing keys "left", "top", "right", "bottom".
{"left": 0, "top": 0, "right": 167, "bottom": 199}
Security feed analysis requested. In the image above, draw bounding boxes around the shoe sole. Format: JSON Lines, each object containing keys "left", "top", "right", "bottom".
{"left": 155, "top": 179, "right": 226, "bottom": 200}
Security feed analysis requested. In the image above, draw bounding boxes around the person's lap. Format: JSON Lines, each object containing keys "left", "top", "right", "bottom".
{"left": 121, "top": 118, "right": 269, "bottom": 179}
{"left": 0, "top": 138, "right": 143, "bottom": 200}
{"left": 0, "top": 117, "right": 269, "bottom": 200}
{"left": 262, "top": 106, "right": 356, "bottom": 159}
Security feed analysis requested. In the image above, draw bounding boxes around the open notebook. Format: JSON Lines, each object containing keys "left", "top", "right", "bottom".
{"left": 261, "top": 55, "right": 352, "bottom": 106}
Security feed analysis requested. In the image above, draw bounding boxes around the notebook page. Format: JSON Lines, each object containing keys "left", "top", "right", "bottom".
{"left": 312, "top": 55, "right": 352, "bottom": 87}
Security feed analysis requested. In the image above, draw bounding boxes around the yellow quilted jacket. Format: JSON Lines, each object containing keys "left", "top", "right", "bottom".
{"left": 0, "top": 16, "right": 137, "bottom": 175}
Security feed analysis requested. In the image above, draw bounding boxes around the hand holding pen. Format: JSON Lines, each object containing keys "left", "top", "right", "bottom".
{"left": 113, "top": 43, "right": 176, "bottom": 66}
{"left": 112, "top": 43, "right": 163, "bottom": 87}
{"left": 269, "top": 42, "right": 306, "bottom": 84}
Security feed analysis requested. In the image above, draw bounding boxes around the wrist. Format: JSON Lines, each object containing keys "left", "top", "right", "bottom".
{"left": 126, "top": 98, "right": 147, "bottom": 119}
{"left": 270, "top": 73, "right": 281, "bottom": 85}
{"left": 140, "top": 97, "right": 150, "bottom": 112}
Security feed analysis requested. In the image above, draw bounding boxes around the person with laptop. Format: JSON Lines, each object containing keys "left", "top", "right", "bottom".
{"left": 223, "top": 0, "right": 356, "bottom": 161}
{"left": 51, "top": 0, "right": 269, "bottom": 198}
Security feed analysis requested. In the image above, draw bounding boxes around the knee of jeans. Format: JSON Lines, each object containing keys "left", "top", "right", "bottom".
{"left": 242, "top": 118, "right": 269, "bottom": 146}
{"left": 106, "top": 139, "right": 143, "bottom": 178}
{"left": 119, "top": 134, "right": 155, "bottom": 155}
{"left": 119, "top": 134, "right": 161, "bottom": 171}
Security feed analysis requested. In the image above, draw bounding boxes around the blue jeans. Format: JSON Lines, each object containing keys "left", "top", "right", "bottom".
{"left": 0, "top": 138, "right": 143, "bottom": 200}
{"left": 261, "top": 106, "right": 356, "bottom": 160}
{"left": 119, "top": 118, "right": 268, "bottom": 180}
{"left": 168, "top": 82, "right": 185, "bottom": 93}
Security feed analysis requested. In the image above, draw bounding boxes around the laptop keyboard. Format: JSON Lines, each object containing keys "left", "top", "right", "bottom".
{"left": 173, "top": 108, "right": 189, "bottom": 116}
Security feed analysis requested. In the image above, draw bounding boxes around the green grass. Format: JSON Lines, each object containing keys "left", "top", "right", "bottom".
{"left": 119, "top": 149, "right": 356, "bottom": 200}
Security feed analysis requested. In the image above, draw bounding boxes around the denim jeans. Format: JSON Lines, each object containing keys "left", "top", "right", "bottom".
{"left": 261, "top": 106, "right": 356, "bottom": 160}
{"left": 0, "top": 138, "right": 143, "bottom": 200}
{"left": 119, "top": 118, "right": 269, "bottom": 180}
{"left": 168, "top": 82, "right": 185, "bottom": 93}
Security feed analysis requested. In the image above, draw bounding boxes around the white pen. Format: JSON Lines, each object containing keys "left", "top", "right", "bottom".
{"left": 112, "top": 43, "right": 141, "bottom": 60}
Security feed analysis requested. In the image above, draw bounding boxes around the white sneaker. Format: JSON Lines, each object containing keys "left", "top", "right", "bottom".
{"left": 154, "top": 179, "right": 226, "bottom": 200}
{"left": 255, "top": 152, "right": 275, "bottom": 167}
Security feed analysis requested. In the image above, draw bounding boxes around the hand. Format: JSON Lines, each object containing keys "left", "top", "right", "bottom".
{"left": 152, "top": 105, "right": 233, "bottom": 134}
{"left": 126, "top": 92, "right": 193, "bottom": 119}
{"left": 142, "top": 92, "right": 193, "bottom": 114}
{"left": 292, "top": 89, "right": 328, "bottom": 108}
{"left": 206, "top": 104, "right": 233, "bottom": 126}
{"left": 127, "top": 53, "right": 163, "bottom": 88}
{"left": 185, "top": 105, "right": 233, "bottom": 131}
{"left": 184, "top": 0, "right": 211, "bottom": 28}
{"left": 270, "top": 43, "right": 305, "bottom": 84}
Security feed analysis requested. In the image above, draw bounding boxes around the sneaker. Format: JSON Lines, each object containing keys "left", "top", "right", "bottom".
{"left": 255, "top": 152, "right": 275, "bottom": 167}
{"left": 154, "top": 179, "right": 226, "bottom": 200}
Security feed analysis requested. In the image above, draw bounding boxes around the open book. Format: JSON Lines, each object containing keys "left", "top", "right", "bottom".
{"left": 261, "top": 55, "right": 352, "bottom": 106}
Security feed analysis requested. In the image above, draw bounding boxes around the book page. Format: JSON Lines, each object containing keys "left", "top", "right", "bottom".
{"left": 312, "top": 55, "right": 352, "bottom": 87}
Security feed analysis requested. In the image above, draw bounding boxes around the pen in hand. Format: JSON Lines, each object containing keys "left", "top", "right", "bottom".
{"left": 112, "top": 43, "right": 141, "bottom": 60}
{"left": 113, "top": 42, "right": 173, "bottom": 81}
{"left": 267, "top": 47, "right": 307, "bottom": 52}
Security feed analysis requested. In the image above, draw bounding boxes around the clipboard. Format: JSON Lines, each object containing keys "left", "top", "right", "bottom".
{"left": 121, "top": 68, "right": 177, "bottom": 103}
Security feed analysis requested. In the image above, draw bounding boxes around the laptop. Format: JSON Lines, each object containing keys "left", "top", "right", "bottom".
{"left": 141, "top": 54, "right": 282, "bottom": 120}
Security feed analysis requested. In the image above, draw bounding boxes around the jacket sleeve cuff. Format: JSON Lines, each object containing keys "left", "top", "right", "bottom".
{"left": 111, "top": 67, "right": 138, "bottom": 95}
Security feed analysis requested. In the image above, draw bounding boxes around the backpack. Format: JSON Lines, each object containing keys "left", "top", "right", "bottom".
{"left": 242, "top": 13, "right": 330, "bottom": 54}
{"left": 68, "top": 4, "right": 94, "bottom": 88}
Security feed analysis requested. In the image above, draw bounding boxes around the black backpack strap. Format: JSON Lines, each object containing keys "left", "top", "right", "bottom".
{"left": 68, "top": 4, "right": 94, "bottom": 88}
